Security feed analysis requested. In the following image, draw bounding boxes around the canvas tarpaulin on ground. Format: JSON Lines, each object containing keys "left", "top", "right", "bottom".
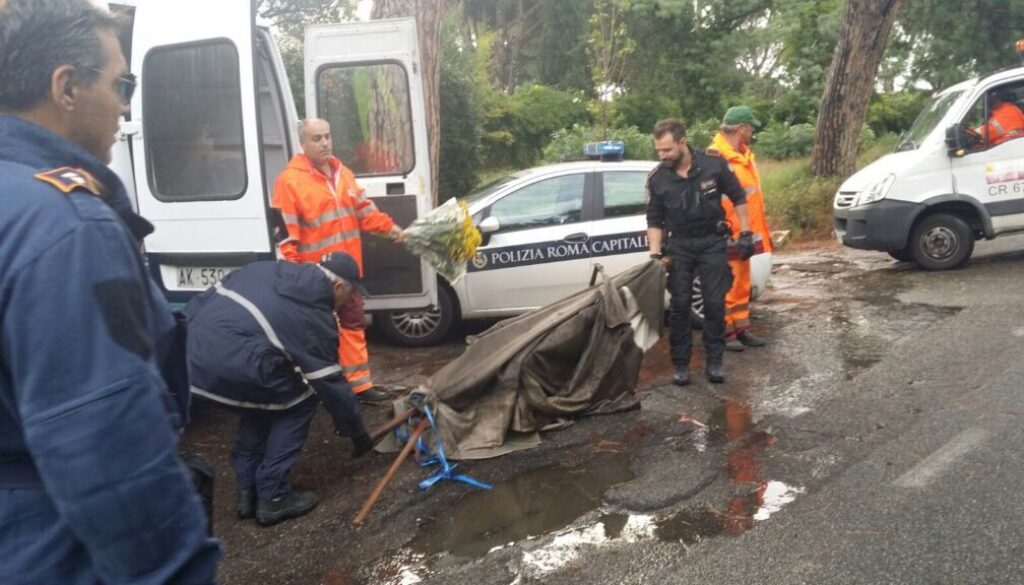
{"left": 393, "top": 260, "right": 665, "bottom": 460}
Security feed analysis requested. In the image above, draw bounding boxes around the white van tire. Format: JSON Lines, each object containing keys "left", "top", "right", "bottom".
{"left": 376, "top": 285, "right": 457, "bottom": 347}
{"left": 909, "top": 213, "right": 974, "bottom": 270}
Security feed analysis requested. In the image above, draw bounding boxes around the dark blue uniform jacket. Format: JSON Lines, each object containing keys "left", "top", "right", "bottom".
{"left": 185, "top": 261, "right": 367, "bottom": 438}
{"left": 0, "top": 116, "right": 220, "bottom": 584}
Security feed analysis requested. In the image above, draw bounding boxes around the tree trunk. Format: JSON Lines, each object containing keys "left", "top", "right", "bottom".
{"left": 811, "top": 0, "right": 901, "bottom": 177}
{"left": 372, "top": 0, "right": 444, "bottom": 205}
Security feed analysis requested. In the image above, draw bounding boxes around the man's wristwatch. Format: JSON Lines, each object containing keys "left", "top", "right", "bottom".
{"left": 650, "top": 253, "right": 664, "bottom": 260}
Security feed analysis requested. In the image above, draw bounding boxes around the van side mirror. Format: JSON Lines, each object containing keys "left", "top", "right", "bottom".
{"left": 945, "top": 124, "right": 980, "bottom": 157}
{"left": 477, "top": 216, "right": 500, "bottom": 246}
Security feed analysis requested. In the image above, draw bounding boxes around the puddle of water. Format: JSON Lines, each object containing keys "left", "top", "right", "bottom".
{"left": 407, "top": 453, "right": 635, "bottom": 559}
{"left": 503, "top": 479, "right": 803, "bottom": 578}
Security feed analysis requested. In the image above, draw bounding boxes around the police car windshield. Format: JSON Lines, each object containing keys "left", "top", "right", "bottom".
{"left": 895, "top": 90, "right": 964, "bottom": 152}
{"left": 461, "top": 174, "right": 520, "bottom": 205}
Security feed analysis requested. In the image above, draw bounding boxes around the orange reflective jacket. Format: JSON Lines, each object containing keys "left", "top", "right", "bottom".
{"left": 272, "top": 154, "right": 395, "bottom": 268}
{"left": 983, "top": 102, "right": 1024, "bottom": 147}
{"left": 710, "top": 132, "right": 772, "bottom": 253}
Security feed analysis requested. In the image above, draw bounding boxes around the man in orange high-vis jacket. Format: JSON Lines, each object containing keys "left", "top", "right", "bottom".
{"left": 272, "top": 119, "right": 404, "bottom": 402}
{"left": 975, "top": 90, "right": 1024, "bottom": 148}
{"left": 709, "top": 106, "right": 773, "bottom": 352}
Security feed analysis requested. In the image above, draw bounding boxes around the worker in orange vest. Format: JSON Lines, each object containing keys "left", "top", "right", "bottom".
{"left": 975, "top": 90, "right": 1024, "bottom": 148}
{"left": 708, "top": 106, "right": 773, "bottom": 352}
{"left": 272, "top": 119, "right": 404, "bottom": 402}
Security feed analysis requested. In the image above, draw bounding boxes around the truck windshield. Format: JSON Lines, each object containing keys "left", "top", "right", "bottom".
{"left": 895, "top": 90, "right": 964, "bottom": 152}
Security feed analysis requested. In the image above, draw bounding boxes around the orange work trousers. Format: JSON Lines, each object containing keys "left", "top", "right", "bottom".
{"left": 725, "top": 258, "right": 751, "bottom": 337}
{"left": 336, "top": 291, "right": 373, "bottom": 394}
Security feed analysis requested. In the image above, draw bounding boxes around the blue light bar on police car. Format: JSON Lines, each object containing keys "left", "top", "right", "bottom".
{"left": 583, "top": 140, "right": 625, "bottom": 161}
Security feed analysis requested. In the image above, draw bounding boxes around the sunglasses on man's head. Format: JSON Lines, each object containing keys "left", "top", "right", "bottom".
{"left": 87, "top": 67, "right": 137, "bottom": 103}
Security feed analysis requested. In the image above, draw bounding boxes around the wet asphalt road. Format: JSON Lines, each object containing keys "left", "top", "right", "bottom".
{"left": 185, "top": 235, "right": 1024, "bottom": 585}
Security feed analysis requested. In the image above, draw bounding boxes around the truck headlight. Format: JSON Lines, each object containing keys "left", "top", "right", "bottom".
{"left": 856, "top": 174, "right": 895, "bottom": 207}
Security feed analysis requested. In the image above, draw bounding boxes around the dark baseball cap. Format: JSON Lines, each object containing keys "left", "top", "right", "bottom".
{"left": 320, "top": 252, "right": 367, "bottom": 295}
{"left": 722, "top": 105, "right": 762, "bottom": 129}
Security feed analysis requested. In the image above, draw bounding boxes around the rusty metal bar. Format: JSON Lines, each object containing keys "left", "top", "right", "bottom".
{"left": 353, "top": 417, "right": 429, "bottom": 527}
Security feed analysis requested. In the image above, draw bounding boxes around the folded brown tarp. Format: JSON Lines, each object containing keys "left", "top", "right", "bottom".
{"left": 399, "top": 260, "right": 665, "bottom": 460}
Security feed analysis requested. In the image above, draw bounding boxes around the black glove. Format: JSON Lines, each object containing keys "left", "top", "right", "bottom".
{"left": 738, "top": 231, "right": 756, "bottom": 260}
{"left": 351, "top": 432, "right": 375, "bottom": 459}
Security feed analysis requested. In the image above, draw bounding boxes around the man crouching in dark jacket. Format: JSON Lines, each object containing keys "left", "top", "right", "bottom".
{"left": 185, "top": 252, "right": 375, "bottom": 527}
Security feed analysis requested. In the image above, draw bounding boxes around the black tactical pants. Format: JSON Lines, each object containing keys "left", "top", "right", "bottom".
{"left": 666, "top": 235, "right": 732, "bottom": 368}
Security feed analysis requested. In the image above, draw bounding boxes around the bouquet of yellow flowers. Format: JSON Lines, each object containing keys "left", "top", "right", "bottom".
{"left": 401, "top": 199, "right": 482, "bottom": 283}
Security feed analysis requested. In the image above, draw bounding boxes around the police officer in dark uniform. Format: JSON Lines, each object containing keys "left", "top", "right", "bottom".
{"left": 0, "top": 1, "right": 221, "bottom": 583}
{"left": 185, "top": 253, "right": 375, "bottom": 527}
{"left": 646, "top": 118, "right": 755, "bottom": 385}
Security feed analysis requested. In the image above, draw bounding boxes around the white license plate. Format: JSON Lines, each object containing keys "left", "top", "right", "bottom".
{"left": 174, "top": 266, "right": 235, "bottom": 290}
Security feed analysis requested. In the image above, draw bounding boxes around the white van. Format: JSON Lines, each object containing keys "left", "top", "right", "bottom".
{"left": 833, "top": 65, "right": 1024, "bottom": 270}
{"left": 107, "top": 1, "right": 436, "bottom": 308}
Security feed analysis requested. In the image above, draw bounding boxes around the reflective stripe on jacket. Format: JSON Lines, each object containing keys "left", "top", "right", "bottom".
{"left": 710, "top": 132, "right": 773, "bottom": 253}
{"left": 271, "top": 154, "right": 395, "bottom": 268}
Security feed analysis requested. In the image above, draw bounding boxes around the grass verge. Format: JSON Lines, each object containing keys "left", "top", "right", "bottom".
{"left": 761, "top": 135, "right": 899, "bottom": 241}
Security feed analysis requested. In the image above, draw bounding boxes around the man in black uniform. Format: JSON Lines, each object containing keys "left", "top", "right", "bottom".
{"left": 646, "top": 118, "right": 755, "bottom": 385}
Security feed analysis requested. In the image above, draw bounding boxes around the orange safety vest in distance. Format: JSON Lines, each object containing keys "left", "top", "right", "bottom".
{"left": 710, "top": 133, "right": 772, "bottom": 253}
{"left": 272, "top": 154, "right": 395, "bottom": 268}
{"left": 984, "top": 102, "right": 1024, "bottom": 147}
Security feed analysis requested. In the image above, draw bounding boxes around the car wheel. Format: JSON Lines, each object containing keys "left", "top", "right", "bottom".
{"left": 888, "top": 248, "right": 912, "bottom": 262}
{"left": 376, "top": 284, "right": 457, "bottom": 347}
{"left": 690, "top": 276, "right": 705, "bottom": 329}
{"left": 909, "top": 213, "right": 974, "bottom": 271}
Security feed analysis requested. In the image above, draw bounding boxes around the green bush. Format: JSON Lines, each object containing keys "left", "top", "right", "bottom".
{"left": 755, "top": 123, "right": 877, "bottom": 160}
{"left": 611, "top": 91, "right": 681, "bottom": 133}
{"left": 757, "top": 123, "right": 817, "bottom": 159}
{"left": 542, "top": 124, "right": 654, "bottom": 163}
{"left": 685, "top": 118, "right": 719, "bottom": 150}
{"left": 480, "top": 84, "right": 590, "bottom": 169}
{"left": 867, "top": 91, "right": 930, "bottom": 136}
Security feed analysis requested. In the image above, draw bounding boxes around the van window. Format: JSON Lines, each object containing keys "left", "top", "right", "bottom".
{"left": 143, "top": 41, "right": 247, "bottom": 201}
{"left": 962, "top": 82, "right": 1024, "bottom": 150}
{"left": 255, "top": 31, "right": 292, "bottom": 199}
{"left": 316, "top": 62, "right": 415, "bottom": 177}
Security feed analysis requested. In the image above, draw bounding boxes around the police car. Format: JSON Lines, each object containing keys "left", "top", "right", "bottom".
{"left": 375, "top": 142, "right": 773, "bottom": 346}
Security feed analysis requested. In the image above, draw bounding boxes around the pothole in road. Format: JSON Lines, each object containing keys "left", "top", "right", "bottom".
{"left": 407, "top": 452, "right": 635, "bottom": 559}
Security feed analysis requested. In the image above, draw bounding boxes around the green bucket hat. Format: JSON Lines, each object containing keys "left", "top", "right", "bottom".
{"left": 722, "top": 105, "right": 762, "bottom": 129}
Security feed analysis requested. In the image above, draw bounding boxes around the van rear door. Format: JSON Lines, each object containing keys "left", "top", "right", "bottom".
{"left": 305, "top": 18, "right": 437, "bottom": 311}
{"left": 129, "top": 0, "right": 274, "bottom": 304}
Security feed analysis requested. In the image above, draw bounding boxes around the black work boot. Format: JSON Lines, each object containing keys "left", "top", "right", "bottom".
{"left": 356, "top": 387, "right": 390, "bottom": 403}
{"left": 673, "top": 365, "right": 691, "bottom": 386}
{"left": 738, "top": 330, "right": 766, "bottom": 347}
{"left": 236, "top": 489, "right": 257, "bottom": 520}
{"left": 705, "top": 363, "right": 725, "bottom": 384}
{"left": 256, "top": 491, "right": 319, "bottom": 527}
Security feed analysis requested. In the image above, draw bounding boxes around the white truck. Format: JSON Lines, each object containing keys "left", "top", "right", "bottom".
{"left": 833, "top": 62, "right": 1024, "bottom": 270}
{"left": 107, "top": 0, "right": 436, "bottom": 309}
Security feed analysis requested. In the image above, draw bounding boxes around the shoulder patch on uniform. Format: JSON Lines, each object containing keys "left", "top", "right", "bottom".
{"left": 705, "top": 148, "right": 721, "bottom": 157}
{"left": 34, "top": 167, "right": 104, "bottom": 197}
